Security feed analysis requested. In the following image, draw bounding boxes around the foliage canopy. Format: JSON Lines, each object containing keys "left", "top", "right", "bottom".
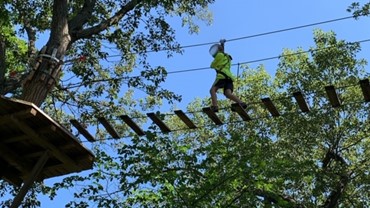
{"left": 0, "top": 1, "right": 369, "bottom": 207}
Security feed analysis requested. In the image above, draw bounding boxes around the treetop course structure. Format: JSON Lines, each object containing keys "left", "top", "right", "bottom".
{"left": 0, "top": 78, "right": 369, "bottom": 207}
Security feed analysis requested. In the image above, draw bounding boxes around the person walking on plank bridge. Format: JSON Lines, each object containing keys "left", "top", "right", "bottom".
{"left": 209, "top": 39, "right": 247, "bottom": 112}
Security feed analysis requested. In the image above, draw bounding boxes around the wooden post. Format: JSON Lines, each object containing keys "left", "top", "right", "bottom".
{"left": 147, "top": 113, "right": 171, "bottom": 133}
{"left": 202, "top": 107, "right": 223, "bottom": 125}
{"left": 293, "top": 91, "right": 310, "bottom": 112}
{"left": 174, "top": 110, "right": 197, "bottom": 129}
{"left": 11, "top": 151, "right": 49, "bottom": 208}
{"left": 120, "top": 115, "right": 146, "bottom": 136}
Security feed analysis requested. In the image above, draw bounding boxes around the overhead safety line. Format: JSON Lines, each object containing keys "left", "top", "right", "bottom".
{"left": 167, "top": 38, "right": 370, "bottom": 74}
{"left": 58, "top": 38, "right": 370, "bottom": 90}
{"left": 63, "top": 15, "right": 359, "bottom": 63}
{"left": 175, "top": 16, "right": 356, "bottom": 50}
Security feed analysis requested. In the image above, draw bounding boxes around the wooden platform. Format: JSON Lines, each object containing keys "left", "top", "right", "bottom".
{"left": 0, "top": 96, "right": 95, "bottom": 186}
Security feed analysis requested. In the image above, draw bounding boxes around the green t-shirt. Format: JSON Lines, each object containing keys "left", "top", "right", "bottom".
{"left": 210, "top": 52, "right": 235, "bottom": 81}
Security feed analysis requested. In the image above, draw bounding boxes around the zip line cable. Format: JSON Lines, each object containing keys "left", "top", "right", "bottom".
{"left": 55, "top": 15, "right": 366, "bottom": 89}
{"left": 225, "top": 16, "right": 356, "bottom": 43}
{"left": 58, "top": 38, "right": 370, "bottom": 90}
{"left": 63, "top": 15, "right": 359, "bottom": 63}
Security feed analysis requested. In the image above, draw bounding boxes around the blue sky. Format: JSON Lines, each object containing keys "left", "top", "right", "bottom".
{"left": 35, "top": 0, "right": 370, "bottom": 206}
{"left": 141, "top": 0, "right": 370, "bottom": 112}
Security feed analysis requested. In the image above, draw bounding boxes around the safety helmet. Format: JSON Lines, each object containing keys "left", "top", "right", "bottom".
{"left": 209, "top": 44, "right": 220, "bottom": 57}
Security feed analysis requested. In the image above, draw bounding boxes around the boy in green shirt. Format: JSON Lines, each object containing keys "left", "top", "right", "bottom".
{"left": 209, "top": 39, "right": 246, "bottom": 112}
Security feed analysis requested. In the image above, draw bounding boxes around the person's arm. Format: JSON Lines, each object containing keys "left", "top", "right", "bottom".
{"left": 219, "top": 39, "right": 226, "bottom": 51}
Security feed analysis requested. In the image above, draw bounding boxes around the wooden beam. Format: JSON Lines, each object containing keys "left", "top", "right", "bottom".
{"left": 359, "top": 79, "right": 370, "bottom": 102}
{"left": 325, "top": 86, "right": 341, "bottom": 107}
{"left": 42, "top": 154, "right": 93, "bottom": 174}
{"left": 0, "top": 108, "right": 37, "bottom": 126}
{"left": 70, "top": 119, "right": 96, "bottom": 142}
{"left": 119, "top": 115, "right": 146, "bottom": 136}
{"left": 2, "top": 134, "right": 29, "bottom": 143}
{"left": 147, "top": 113, "right": 171, "bottom": 133}
{"left": 10, "top": 151, "right": 49, "bottom": 208}
{"left": 293, "top": 91, "right": 310, "bottom": 112}
{"left": 0, "top": 167, "right": 23, "bottom": 186}
{"left": 261, "top": 98, "right": 280, "bottom": 117}
{"left": 231, "top": 103, "right": 251, "bottom": 121}
{"left": 174, "top": 110, "right": 197, "bottom": 129}
{"left": 0, "top": 143, "right": 32, "bottom": 173}
{"left": 97, "top": 117, "right": 120, "bottom": 139}
{"left": 9, "top": 116, "right": 80, "bottom": 172}
{"left": 202, "top": 107, "right": 223, "bottom": 125}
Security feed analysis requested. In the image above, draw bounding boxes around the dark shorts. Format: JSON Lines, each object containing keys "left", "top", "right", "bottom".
{"left": 213, "top": 79, "right": 234, "bottom": 93}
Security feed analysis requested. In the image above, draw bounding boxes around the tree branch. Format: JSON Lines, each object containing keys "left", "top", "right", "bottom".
{"left": 71, "top": 0, "right": 143, "bottom": 41}
{"left": 321, "top": 149, "right": 350, "bottom": 208}
{"left": 322, "top": 174, "right": 349, "bottom": 208}
{"left": 0, "top": 73, "right": 30, "bottom": 95}
{"left": 23, "top": 20, "right": 37, "bottom": 59}
{"left": 68, "top": 0, "right": 97, "bottom": 32}
{"left": 254, "top": 188, "right": 300, "bottom": 207}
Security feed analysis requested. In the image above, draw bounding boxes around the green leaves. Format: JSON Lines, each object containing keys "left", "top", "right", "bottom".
{"left": 101, "top": 30, "right": 370, "bottom": 207}
{"left": 347, "top": 2, "right": 370, "bottom": 18}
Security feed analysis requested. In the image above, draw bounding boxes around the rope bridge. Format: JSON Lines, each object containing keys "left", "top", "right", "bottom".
{"left": 71, "top": 79, "right": 370, "bottom": 141}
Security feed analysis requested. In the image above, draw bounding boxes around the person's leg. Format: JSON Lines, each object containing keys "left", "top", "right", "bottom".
{"left": 210, "top": 85, "right": 219, "bottom": 108}
{"left": 223, "top": 80, "right": 247, "bottom": 108}
{"left": 224, "top": 89, "right": 243, "bottom": 103}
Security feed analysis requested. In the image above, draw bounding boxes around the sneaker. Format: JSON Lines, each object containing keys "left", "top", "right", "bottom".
{"left": 211, "top": 106, "right": 219, "bottom": 112}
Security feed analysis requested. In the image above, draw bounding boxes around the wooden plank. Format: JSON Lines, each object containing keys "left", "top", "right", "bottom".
{"left": 231, "top": 103, "right": 251, "bottom": 121}
{"left": 261, "top": 97, "right": 280, "bottom": 117}
{"left": 359, "top": 79, "right": 370, "bottom": 102}
{"left": 119, "top": 115, "right": 146, "bottom": 136}
{"left": 325, "top": 86, "right": 341, "bottom": 107}
{"left": 202, "top": 107, "right": 223, "bottom": 125}
{"left": 147, "top": 112, "right": 171, "bottom": 133}
{"left": 70, "top": 119, "right": 96, "bottom": 142}
{"left": 174, "top": 110, "right": 197, "bottom": 129}
{"left": 293, "top": 91, "right": 310, "bottom": 112}
{"left": 97, "top": 117, "right": 120, "bottom": 139}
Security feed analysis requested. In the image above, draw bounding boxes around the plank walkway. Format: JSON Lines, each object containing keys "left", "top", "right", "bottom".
{"left": 69, "top": 79, "right": 370, "bottom": 139}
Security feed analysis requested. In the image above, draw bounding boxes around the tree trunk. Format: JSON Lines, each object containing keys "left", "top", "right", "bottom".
{"left": 20, "top": 0, "right": 71, "bottom": 106}
{"left": 0, "top": 38, "right": 5, "bottom": 92}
